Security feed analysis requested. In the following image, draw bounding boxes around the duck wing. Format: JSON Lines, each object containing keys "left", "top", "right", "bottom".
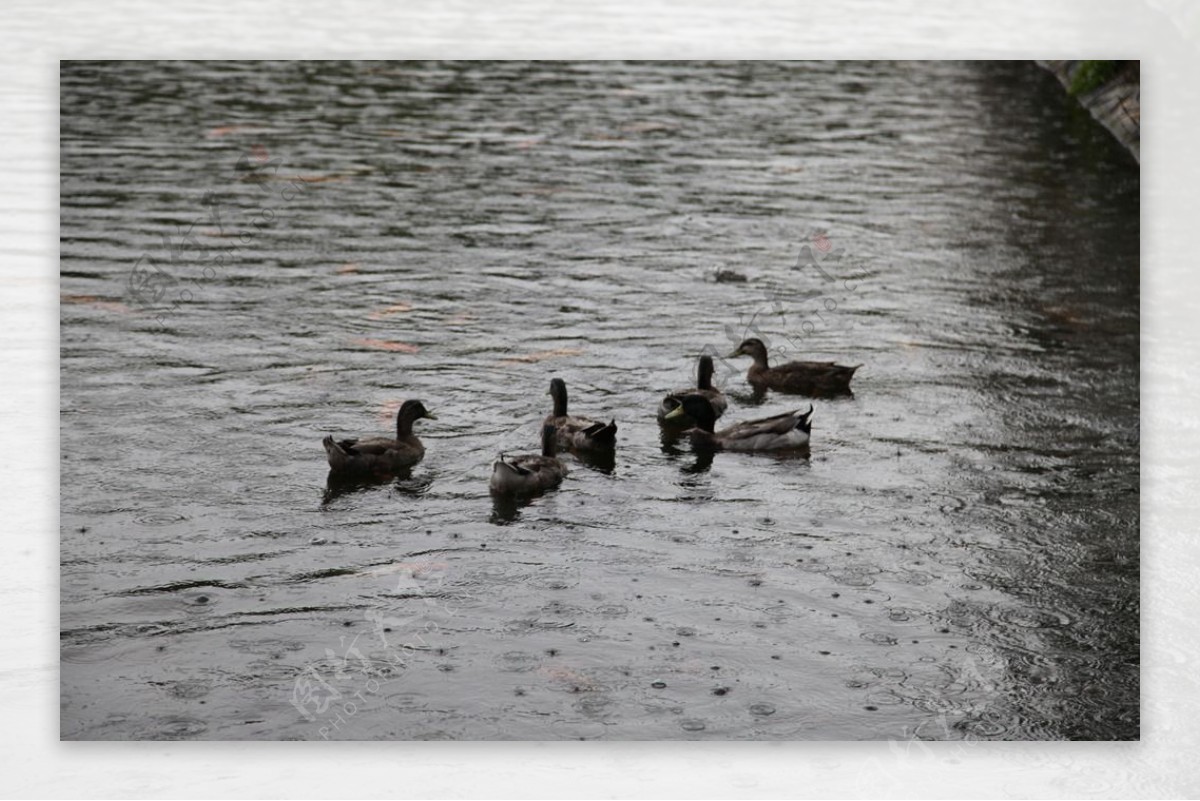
{"left": 323, "top": 435, "right": 380, "bottom": 472}
{"left": 782, "top": 359, "right": 837, "bottom": 370}
{"left": 490, "top": 454, "right": 566, "bottom": 493}
{"left": 775, "top": 360, "right": 858, "bottom": 376}
{"left": 339, "top": 436, "right": 397, "bottom": 456}
{"left": 717, "top": 405, "right": 814, "bottom": 450}
{"left": 765, "top": 361, "right": 860, "bottom": 393}
{"left": 548, "top": 414, "right": 618, "bottom": 449}
{"left": 579, "top": 419, "right": 618, "bottom": 445}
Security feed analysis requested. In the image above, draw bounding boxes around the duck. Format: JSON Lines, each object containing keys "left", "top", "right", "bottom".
{"left": 664, "top": 394, "right": 814, "bottom": 452}
{"left": 545, "top": 378, "right": 617, "bottom": 451}
{"left": 322, "top": 399, "right": 436, "bottom": 477}
{"left": 728, "top": 338, "right": 860, "bottom": 396}
{"left": 490, "top": 423, "right": 568, "bottom": 495}
{"left": 657, "top": 354, "right": 728, "bottom": 425}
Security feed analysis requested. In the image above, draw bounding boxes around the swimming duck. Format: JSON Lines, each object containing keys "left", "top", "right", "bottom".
{"left": 728, "top": 338, "right": 860, "bottom": 396}
{"left": 545, "top": 378, "right": 617, "bottom": 451}
{"left": 490, "top": 424, "right": 568, "bottom": 495}
{"left": 657, "top": 354, "right": 728, "bottom": 425}
{"left": 322, "top": 399, "right": 436, "bottom": 477}
{"left": 664, "top": 394, "right": 814, "bottom": 452}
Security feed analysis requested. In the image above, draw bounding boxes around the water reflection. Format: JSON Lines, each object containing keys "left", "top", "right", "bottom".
{"left": 488, "top": 493, "right": 526, "bottom": 525}
{"left": 569, "top": 448, "right": 616, "bottom": 475}
{"left": 680, "top": 449, "right": 716, "bottom": 475}
{"left": 321, "top": 467, "right": 436, "bottom": 505}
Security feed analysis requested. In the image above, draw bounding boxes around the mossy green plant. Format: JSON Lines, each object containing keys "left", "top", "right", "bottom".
{"left": 1069, "top": 60, "right": 1122, "bottom": 97}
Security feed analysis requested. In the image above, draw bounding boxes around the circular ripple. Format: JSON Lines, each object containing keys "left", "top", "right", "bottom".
{"left": 860, "top": 632, "right": 898, "bottom": 646}
{"left": 574, "top": 695, "right": 613, "bottom": 716}
{"left": 61, "top": 643, "right": 131, "bottom": 664}
{"left": 496, "top": 651, "right": 541, "bottom": 672}
{"left": 911, "top": 695, "right": 970, "bottom": 715}
{"left": 383, "top": 692, "right": 428, "bottom": 711}
{"left": 135, "top": 715, "right": 208, "bottom": 740}
{"left": 965, "top": 643, "right": 1001, "bottom": 663}
{"left": 748, "top": 703, "right": 776, "bottom": 717}
{"left": 680, "top": 719, "right": 707, "bottom": 732}
{"left": 936, "top": 494, "right": 968, "bottom": 514}
{"left": 896, "top": 569, "right": 935, "bottom": 586}
{"left": 596, "top": 604, "right": 628, "bottom": 617}
{"left": 163, "top": 680, "right": 210, "bottom": 700}
{"left": 989, "top": 605, "right": 1072, "bottom": 629}
{"left": 529, "top": 569, "right": 579, "bottom": 590}
{"left": 866, "top": 689, "right": 906, "bottom": 706}
{"left": 133, "top": 511, "right": 190, "bottom": 526}
{"left": 830, "top": 572, "right": 876, "bottom": 588}
{"left": 472, "top": 564, "right": 517, "bottom": 581}
{"left": 956, "top": 716, "right": 1010, "bottom": 738}
{"left": 886, "top": 607, "right": 922, "bottom": 623}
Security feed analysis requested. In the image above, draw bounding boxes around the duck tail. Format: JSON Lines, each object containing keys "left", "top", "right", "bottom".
{"left": 585, "top": 419, "right": 618, "bottom": 446}
{"left": 323, "top": 435, "right": 348, "bottom": 471}
{"left": 490, "top": 458, "right": 531, "bottom": 493}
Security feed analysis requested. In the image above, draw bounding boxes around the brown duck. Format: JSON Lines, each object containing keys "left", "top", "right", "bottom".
{"left": 728, "top": 338, "right": 861, "bottom": 396}
{"left": 545, "top": 378, "right": 617, "bottom": 452}
{"left": 489, "top": 424, "right": 568, "bottom": 496}
{"left": 322, "top": 399, "right": 436, "bottom": 477}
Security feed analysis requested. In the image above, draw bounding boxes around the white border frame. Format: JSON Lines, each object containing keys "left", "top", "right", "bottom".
{"left": 7, "top": 0, "right": 1197, "bottom": 797}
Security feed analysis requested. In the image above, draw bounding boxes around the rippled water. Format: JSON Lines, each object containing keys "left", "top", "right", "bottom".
{"left": 59, "top": 61, "right": 1138, "bottom": 740}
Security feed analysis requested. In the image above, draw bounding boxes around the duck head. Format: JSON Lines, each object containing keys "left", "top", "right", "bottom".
{"left": 396, "top": 399, "right": 437, "bottom": 435}
{"left": 727, "top": 338, "right": 770, "bottom": 365}
{"left": 664, "top": 394, "right": 718, "bottom": 432}
{"left": 548, "top": 378, "right": 569, "bottom": 416}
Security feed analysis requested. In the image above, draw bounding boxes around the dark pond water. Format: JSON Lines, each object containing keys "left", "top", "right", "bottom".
{"left": 60, "top": 61, "right": 1138, "bottom": 740}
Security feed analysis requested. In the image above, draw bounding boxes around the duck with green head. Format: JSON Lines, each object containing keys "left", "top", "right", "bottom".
{"left": 657, "top": 354, "right": 728, "bottom": 425}
{"left": 665, "top": 394, "right": 813, "bottom": 452}
{"left": 545, "top": 378, "right": 617, "bottom": 451}
{"left": 322, "top": 399, "right": 437, "bottom": 478}
{"left": 728, "top": 338, "right": 861, "bottom": 396}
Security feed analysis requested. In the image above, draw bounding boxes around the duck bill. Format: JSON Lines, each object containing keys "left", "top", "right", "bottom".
{"left": 663, "top": 406, "right": 687, "bottom": 421}
{"left": 423, "top": 412, "right": 439, "bottom": 420}
{"left": 725, "top": 348, "right": 742, "bottom": 358}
